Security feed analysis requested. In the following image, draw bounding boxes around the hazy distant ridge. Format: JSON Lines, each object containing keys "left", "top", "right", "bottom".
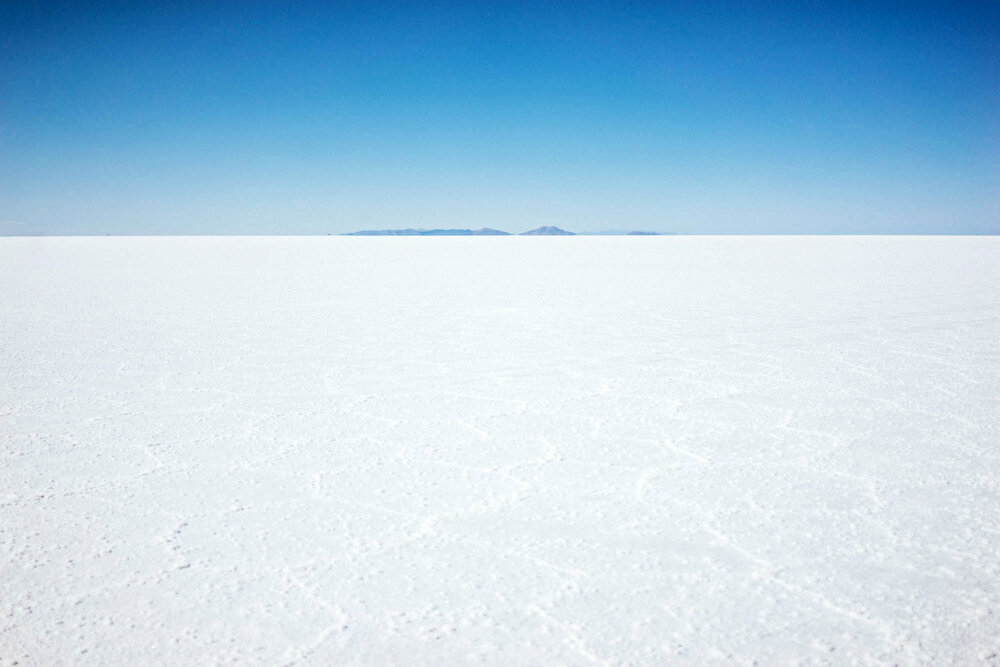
{"left": 343, "top": 226, "right": 665, "bottom": 236}
{"left": 520, "top": 226, "right": 575, "bottom": 235}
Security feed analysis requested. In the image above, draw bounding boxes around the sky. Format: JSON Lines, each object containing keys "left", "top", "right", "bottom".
{"left": 1, "top": 1, "right": 998, "bottom": 235}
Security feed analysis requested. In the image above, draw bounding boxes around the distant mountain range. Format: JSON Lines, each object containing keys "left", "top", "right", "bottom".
{"left": 520, "top": 226, "right": 575, "bottom": 235}
{"left": 343, "top": 226, "right": 663, "bottom": 236}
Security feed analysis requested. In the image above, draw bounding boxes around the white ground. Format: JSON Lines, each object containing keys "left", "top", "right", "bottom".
{"left": 1, "top": 236, "right": 998, "bottom": 665}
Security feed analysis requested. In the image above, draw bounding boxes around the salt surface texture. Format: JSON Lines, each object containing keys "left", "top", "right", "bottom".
{"left": 1, "top": 236, "right": 998, "bottom": 665}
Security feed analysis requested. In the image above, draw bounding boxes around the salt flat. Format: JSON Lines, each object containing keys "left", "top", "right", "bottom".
{"left": 1, "top": 236, "right": 998, "bottom": 665}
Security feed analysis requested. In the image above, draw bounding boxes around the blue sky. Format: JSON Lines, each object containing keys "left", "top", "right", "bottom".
{"left": 1, "top": 2, "right": 997, "bottom": 234}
